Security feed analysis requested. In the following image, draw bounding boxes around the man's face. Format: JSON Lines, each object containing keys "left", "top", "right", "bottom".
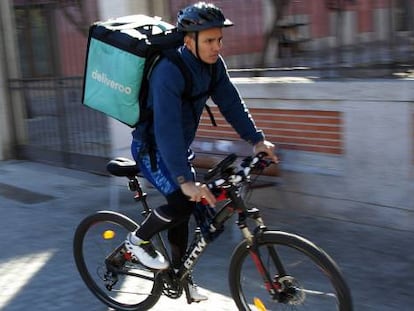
{"left": 185, "top": 27, "right": 223, "bottom": 64}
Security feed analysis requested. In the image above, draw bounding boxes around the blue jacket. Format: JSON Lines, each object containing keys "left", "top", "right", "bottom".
{"left": 132, "top": 46, "right": 264, "bottom": 184}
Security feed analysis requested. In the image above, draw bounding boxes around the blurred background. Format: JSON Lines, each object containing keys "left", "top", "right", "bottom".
{"left": 11, "top": 0, "right": 414, "bottom": 77}
{"left": 1, "top": 3, "right": 413, "bottom": 310}
{"left": 1, "top": 0, "right": 413, "bottom": 172}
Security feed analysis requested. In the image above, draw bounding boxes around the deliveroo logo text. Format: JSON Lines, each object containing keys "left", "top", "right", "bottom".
{"left": 91, "top": 70, "right": 132, "bottom": 95}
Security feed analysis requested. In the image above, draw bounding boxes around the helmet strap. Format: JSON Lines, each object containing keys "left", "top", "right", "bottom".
{"left": 195, "top": 32, "right": 200, "bottom": 60}
{"left": 186, "top": 31, "right": 209, "bottom": 65}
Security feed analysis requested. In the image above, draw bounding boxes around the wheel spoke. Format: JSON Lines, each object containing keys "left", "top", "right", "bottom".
{"left": 229, "top": 231, "right": 352, "bottom": 311}
{"left": 301, "top": 288, "right": 337, "bottom": 299}
{"left": 73, "top": 212, "right": 163, "bottom": 310}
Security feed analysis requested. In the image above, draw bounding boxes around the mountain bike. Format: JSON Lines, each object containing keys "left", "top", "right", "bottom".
{"left": 73, "top": 152, "right": 353, "bottom": 310}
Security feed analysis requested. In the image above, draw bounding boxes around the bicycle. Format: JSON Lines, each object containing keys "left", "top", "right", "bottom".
{"left": 73, "top": 152, "right": 353, "bottom": 310}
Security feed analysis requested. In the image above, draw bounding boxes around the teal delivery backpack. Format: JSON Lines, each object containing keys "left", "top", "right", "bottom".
{"left": 82, "top": 15, "right": 184, "bottom": 127}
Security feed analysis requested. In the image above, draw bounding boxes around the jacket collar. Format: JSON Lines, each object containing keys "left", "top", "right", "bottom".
{"left": 180, "top": 46, "right": 214, "bottom": 72}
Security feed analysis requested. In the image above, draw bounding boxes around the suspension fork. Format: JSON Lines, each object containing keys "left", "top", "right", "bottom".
{"left": 238, "top": 211, "right": 284, "bottom": 298}
{"left": 247, "top": 236, "right": 283, "bottom": 299}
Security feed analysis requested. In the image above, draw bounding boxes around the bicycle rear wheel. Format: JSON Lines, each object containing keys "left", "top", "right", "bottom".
{"left": 229, "top": 231, "right": 353, "bottom": 311}
{"left": 73, "top": 211, "right": 163, "bottom": 311}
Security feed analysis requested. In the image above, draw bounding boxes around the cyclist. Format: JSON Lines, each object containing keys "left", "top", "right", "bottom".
{"left": 126, "top": 1, "right": 278, "bottom": 302}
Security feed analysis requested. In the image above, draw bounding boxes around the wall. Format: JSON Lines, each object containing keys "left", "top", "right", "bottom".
{"left": 107, "top": 77, "right": 414, "bottom": 210}
{"left": 234, "top": 77, "right": 414, "bottom": 210}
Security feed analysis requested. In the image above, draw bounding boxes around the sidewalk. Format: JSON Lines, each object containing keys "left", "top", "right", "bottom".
{"left": 0, "top": 160, "right": 413, "bottom": 310}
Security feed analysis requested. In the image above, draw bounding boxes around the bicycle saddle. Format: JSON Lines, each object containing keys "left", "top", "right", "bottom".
{"left": 106, "top": 157, "right": 139, "bottom": 178}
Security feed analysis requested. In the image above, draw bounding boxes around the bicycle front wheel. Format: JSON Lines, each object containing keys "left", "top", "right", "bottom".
{"left": 229, "top": 231, "right": 352, "bottom": 311}
{"left": 73, "top": 211, "right": 163, "bottom": 311}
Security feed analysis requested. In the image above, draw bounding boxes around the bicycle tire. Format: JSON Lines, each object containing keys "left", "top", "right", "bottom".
{"left": 229, "top": 230, "right": 353, "bottom": 311}
{"left": 73, "top": 211, "right": 163, "bottom": 311}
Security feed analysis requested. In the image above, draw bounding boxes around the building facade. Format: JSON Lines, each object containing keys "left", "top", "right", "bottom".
{"left": 0, "top": 0, "right": 413, "bottom": 163}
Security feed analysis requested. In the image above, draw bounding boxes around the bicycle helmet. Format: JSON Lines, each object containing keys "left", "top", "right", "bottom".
{"left": 177, "top": 2, "right": 233, "bottom": 32}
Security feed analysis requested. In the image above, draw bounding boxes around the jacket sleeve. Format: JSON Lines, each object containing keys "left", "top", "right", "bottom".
{"left": 149, "top": 59, "right": 194, "bottom": 184}
{"left": 210, "top": 57, "right": 265, "bottom": 145}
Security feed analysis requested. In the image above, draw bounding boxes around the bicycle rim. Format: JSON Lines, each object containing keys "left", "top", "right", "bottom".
{"left": 229, "top": 231, "right": 352, "bottom": 311}
{"left": 73, "top": 211, "right": 162, "bottom": 311}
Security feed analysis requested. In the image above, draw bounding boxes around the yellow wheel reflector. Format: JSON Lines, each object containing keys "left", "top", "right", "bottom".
{"left": 102, "top": 230, "right": 115, "bottom": 240}
{"left": 253, "top": 297, "right": 267, "bottom": 311}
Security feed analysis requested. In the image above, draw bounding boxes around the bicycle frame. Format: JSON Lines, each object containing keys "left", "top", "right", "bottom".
{"left": 134, "top": 177, "right": 284, "bottom": 304}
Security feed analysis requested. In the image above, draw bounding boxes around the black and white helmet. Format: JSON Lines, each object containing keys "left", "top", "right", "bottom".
{"left": 177, "top": 2, "right": 233, "bottom": 32}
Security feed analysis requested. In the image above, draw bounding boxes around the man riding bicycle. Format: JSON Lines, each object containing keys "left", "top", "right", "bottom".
{"left": 126, "top": 1, "right": 277, "bottom": 302}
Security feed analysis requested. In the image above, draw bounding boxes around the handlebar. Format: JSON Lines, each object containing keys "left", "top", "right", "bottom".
{"left": 204, "top": 152, "right": 274, "bottom": 189}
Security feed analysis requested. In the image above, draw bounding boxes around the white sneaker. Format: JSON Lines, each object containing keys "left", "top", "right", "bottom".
{"left": 124, "top": 233, "right": 169, "bottom": 270}
{"left": 188, "top": 283, "right": 208, "bottom": 302}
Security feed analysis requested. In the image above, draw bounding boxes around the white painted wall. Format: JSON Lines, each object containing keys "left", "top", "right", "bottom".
{"left": 102, "top": 71, "right": 414, "bottom": 209}
{"left": 374, "top": 8, "right": 391, "bottom": 41}
{"left": 235, "top": 78, "right": 414, "bottom": 209}
{"left": 97, "top": 0, "right": 151, "bottom": 19}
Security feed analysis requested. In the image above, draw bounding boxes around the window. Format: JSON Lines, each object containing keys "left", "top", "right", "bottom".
{"left": 15, "top": 5, "right": 55, "bottom": 78}
{"left": 395, "top": 0, "right": 414, "bottom": 31}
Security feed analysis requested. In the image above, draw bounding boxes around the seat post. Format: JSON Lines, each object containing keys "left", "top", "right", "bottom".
{"left": 128, "top": 177, "right": 152, "bottom": 216}
{"left": 128, "top": 177, "right": 146, "bottom": 200}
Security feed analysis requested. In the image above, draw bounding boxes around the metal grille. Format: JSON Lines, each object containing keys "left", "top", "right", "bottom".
{"left": 9, "top": 77, "right": 111, "bottom": 172}
{"left": 8, "top": 0, "right": 111, "bottom": 172}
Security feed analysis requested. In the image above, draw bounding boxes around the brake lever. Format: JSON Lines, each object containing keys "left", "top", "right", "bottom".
{"left": 252, "top": 152, "right": 274, "bottom": 170}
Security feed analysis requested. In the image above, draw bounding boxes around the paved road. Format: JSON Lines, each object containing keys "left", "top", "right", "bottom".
{"left": 0, "top": 160, "right": 413, "bottom": 310}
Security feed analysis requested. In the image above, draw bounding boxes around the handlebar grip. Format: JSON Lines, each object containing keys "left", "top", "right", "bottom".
{"left": 245, "top": 152, "right": 274, "bottom": 171}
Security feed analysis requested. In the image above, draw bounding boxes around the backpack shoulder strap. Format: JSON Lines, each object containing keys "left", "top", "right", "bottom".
{"left": 162, "top": 49, "right": 193, "bottom": 99}
{"left": 163, "top": 49, "right": 218, "bottom": 126}
{"left": 203, "top": 64, "right": 217, "bottom": 126}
